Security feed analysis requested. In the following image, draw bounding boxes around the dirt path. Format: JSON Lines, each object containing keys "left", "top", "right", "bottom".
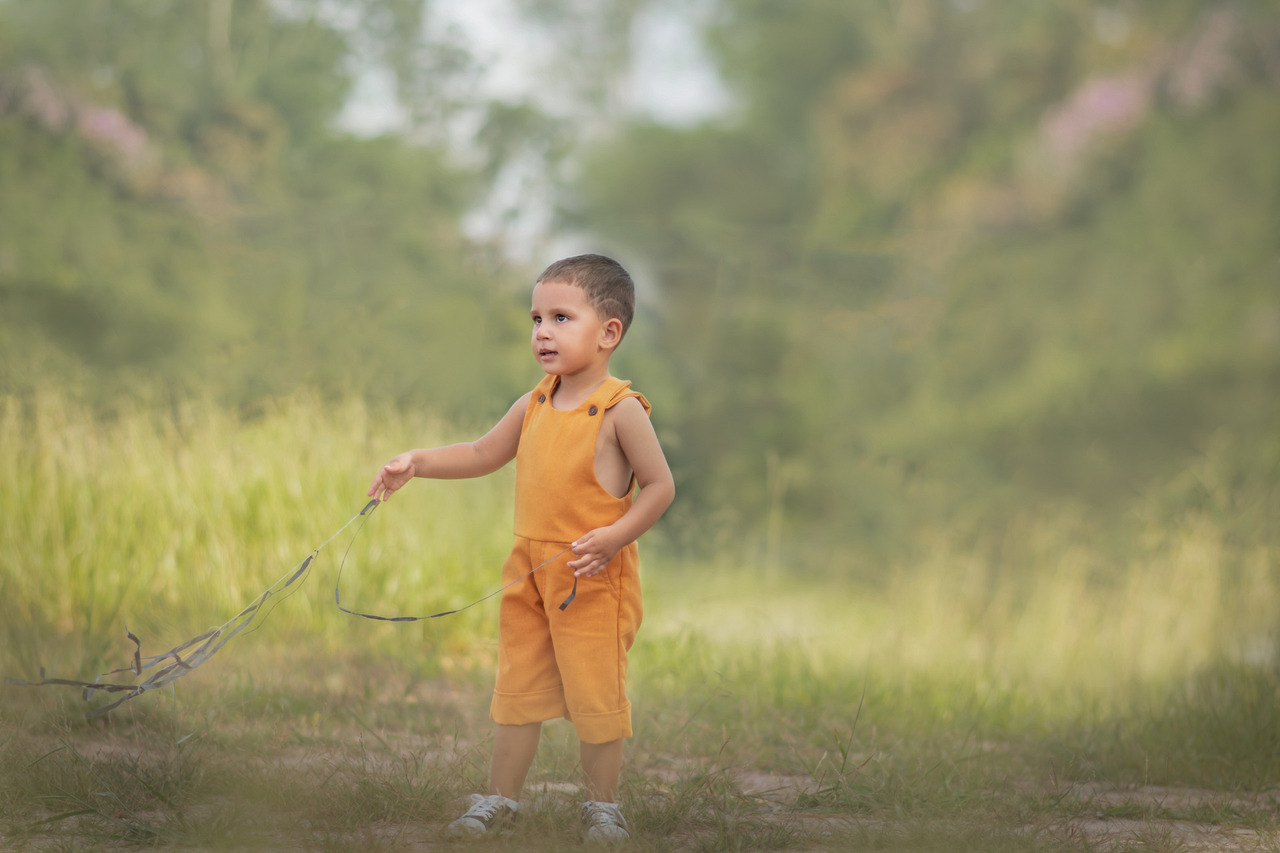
{"left": 6, "top": 728, "right": 1280, "bottom": 851}
{"left": 730, "top": 770, "right": 1280, "bottom": 852}
{"left": 1041, "top": 783, "right": 1280, "bottom": 852}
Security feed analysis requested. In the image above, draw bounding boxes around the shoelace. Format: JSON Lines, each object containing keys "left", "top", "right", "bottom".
{"left": 584, "top": 802, "right": 626, "bottom": 829}
{"left": 468, "top": 798, "right": 507, "bottom": 822}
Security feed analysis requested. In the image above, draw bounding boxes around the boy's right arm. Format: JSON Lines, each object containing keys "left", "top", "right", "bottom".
{"left": 367, "top": 393, "right": 530, "bottom": 501}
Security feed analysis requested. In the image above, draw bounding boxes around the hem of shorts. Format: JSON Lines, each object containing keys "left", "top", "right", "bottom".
{"left": 566, "top": 705, "right": 633, "bottom": 744}
{"left": 490, "top": 686, "right": 568, "bottom": 727}
{"left": 490, "top": 693, "right": 632, "bottom": 743}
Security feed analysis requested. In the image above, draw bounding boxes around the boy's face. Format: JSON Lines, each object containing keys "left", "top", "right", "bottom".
{"left": 530, "top": 280, "right": 619, "bottom": 377}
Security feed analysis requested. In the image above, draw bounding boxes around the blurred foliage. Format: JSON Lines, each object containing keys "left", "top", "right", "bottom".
{"left": 562, "top": 0, "right": 1280, "bottom": 565}
{"left": 0, "top": 0, "right": 529, "bottom": 420}
{"left": 1, "top": 0, "right": 1278, "bottom": 571}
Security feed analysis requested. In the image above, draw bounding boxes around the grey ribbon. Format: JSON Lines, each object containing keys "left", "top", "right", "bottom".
{"left": 9, "top": 498, "right": 577, "bottom": 717}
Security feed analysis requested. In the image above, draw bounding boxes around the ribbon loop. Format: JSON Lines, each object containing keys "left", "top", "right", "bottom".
{"left": 9, "top": 497, "right": 582, "bottom": 717}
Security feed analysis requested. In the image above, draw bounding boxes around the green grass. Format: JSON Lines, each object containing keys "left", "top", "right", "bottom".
{"left": 0, "top": 392, "right": 514, "bottom": 678}
{"left": 3, "top": 393, "right": 1280, "bottom": 851}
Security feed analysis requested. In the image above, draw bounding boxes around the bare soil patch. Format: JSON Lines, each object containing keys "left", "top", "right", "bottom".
{"left": 1043, "top": 783, "right": 1280, "bottom": 852}
{"left": 6, "top": 723, "right": 1280, "bottom": 851}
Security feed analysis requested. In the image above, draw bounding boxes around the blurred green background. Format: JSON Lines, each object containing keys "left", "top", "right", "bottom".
{"left": 2, "top": 0, "right": 1277, "bottom": 578}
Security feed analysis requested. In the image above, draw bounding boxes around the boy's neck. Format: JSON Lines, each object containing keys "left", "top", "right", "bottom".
{"left": 549, "top": 361, "right": 613, "bottom": 410}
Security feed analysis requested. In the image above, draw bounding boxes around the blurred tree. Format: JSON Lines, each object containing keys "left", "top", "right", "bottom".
{"left": 0, "top": 0, "right": 529, "bottom": 418}
{"left": 557, "top": 0, "right": 1280, "bottom": 565}
{"left": 2, "top": 0, "right": 1278, "bottom": 571}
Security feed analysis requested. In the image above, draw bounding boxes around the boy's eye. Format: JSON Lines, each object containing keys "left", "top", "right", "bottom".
{"left": 556, "top": 314, "right": 569, "bottom": 323}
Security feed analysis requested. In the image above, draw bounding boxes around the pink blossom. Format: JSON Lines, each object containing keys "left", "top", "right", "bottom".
{"left": 77, "top": 106, "right": 149, "bottom": 163}
{"left": 1040, "top": 72, "right": 1151, "bottom": 162}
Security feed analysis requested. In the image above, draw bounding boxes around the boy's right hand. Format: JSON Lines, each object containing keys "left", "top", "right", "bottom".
{"left": 368, "top": 453, "right": 416, "bottom": 501}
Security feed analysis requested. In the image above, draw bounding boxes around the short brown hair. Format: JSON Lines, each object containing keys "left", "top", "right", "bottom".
{"left": 537, "top": 254, "right": 635, "bottom": 338}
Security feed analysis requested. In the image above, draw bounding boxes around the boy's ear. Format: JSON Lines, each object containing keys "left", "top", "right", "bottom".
{"left": 600, "top": 317, "right": 624, "bottom": 350}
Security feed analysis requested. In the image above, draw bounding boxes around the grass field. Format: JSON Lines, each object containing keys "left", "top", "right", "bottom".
{"left": 3, "top": 393, "right": 1280, "bottom": 851}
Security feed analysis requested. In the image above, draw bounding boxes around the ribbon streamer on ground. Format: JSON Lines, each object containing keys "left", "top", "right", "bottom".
{"left": 6, "top": 499, "right": 378, "bottom": 717}
{"left": 8, "top": 497, "right": 579, "bottom": 718}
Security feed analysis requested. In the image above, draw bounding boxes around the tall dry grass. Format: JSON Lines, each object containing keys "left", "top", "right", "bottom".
{"left": 4, "top": 392, "right": 1278, "bottom": 720}
{"left": 4, "top": 393, "right": 1280, "bottom": 849}
{"left": 0, "top": 392, "right": 514, "bottom": 688}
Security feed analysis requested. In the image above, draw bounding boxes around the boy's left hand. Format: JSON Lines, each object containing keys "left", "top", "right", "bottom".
{"left": 568, "top": 527, "right": 623, "bottom": 578}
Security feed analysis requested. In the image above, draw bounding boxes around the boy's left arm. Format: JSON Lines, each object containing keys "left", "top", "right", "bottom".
{"left": 568, "top": 397, "right": 675, "bottom": 578}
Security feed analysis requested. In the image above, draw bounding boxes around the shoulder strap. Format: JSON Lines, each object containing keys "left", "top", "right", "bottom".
{"left": 598, "top": 378, "right": 650, "bottom": 416}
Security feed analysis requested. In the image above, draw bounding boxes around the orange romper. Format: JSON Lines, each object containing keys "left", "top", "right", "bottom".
{"left": 489, "top": 374, "right": 648, "bottom": 743}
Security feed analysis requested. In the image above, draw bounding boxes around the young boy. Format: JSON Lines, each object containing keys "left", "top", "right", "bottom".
{"left": 367, "top": 254, "right": 675, "bottom": 841}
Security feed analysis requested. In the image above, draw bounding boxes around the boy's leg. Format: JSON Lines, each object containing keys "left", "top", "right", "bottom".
{"left": 490, "top": 722, "right": 542, "bottom": 800}
{"left": 580, "top": 738, "right": 624, "bottom": 803}
{"left": 580, "top": 739, "right": 631, "bottom": 841}
{"left": 447, "top": 723, "right": 536, "bottom": 838}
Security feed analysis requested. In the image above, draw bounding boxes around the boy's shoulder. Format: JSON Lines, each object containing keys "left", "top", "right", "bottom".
{"left": 600, "top": 377, "right": 649, "bottom": 414}
{"left": 526, "top": 375, "right": 649, "bottom": 415}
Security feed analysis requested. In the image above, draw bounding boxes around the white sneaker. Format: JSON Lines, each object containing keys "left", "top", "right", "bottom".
{"left": 581, "top": 800, "right": 630, "bottom": 842}
{"left": 445, "top": 793, "right": 518, "bottom": 837}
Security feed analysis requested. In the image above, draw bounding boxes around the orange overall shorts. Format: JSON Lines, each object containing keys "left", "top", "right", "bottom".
{"left": 489, "top": 374, "right": 648, "bottom": 743}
